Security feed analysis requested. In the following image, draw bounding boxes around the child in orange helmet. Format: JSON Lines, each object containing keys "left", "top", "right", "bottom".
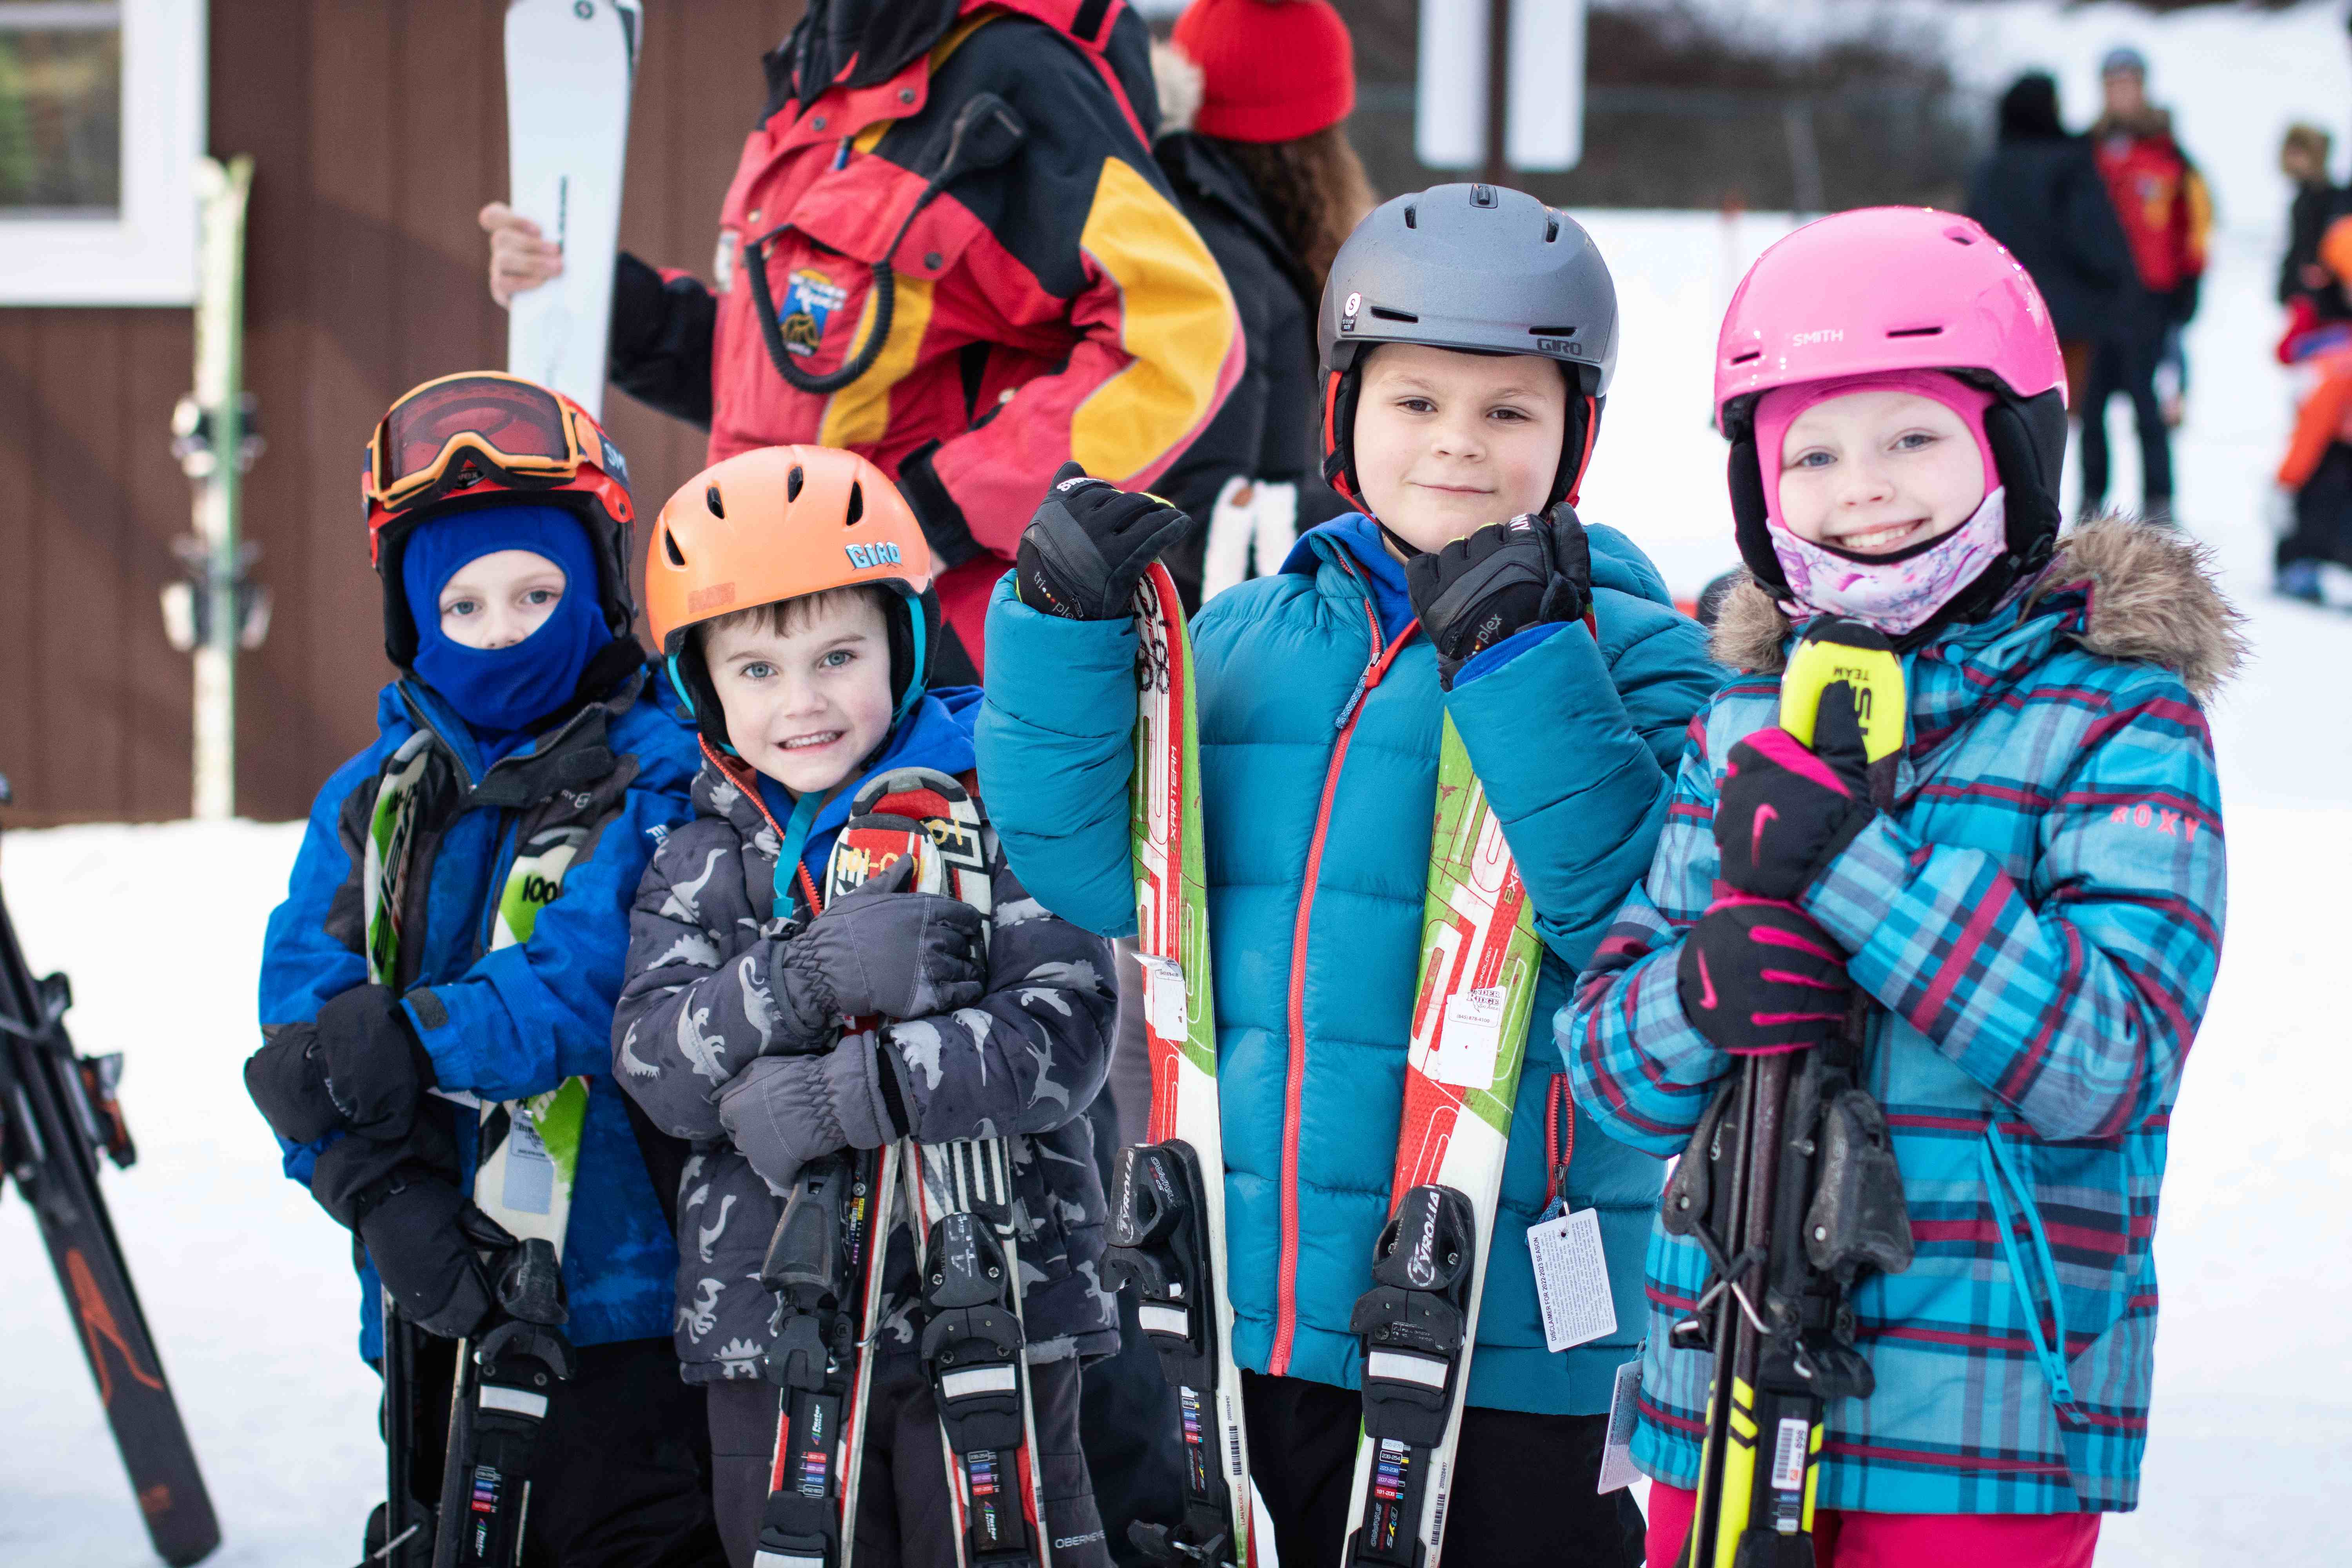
{"left": 613, "top": 445, "right": 1122, "bottom": 1568}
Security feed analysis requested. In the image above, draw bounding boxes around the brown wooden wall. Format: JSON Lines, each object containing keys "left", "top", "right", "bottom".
{"left": 0, "top": 0, "right": 799, "bottom": 823}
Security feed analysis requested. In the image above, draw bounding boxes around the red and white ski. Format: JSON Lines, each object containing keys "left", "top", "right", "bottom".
{"left": 1103, "top": 562, "right": 1258, "bottom": 1568}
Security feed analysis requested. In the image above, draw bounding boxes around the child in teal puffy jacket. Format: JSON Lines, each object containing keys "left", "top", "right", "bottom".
{"left": 977, "top": 186, "right": 1722, "bottom": 1566}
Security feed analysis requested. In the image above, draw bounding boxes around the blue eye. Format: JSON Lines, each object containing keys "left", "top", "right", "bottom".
{"left": 740, "top": 662, "right": 774, "bottom": 681}
{"left": 1793, "top": 451, "right": 1833, "bottom": 469}
{"left": 524, "top": 588, "right": 560, "bottom": 606}
{"left": 820, "top": 648, "right": 854, "bottom": 669}
{"left": 442, "top": 599, "right": 479, "bottom": 617}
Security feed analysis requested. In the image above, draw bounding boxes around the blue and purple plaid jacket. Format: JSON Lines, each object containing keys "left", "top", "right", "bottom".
{"left": 1561, "top": 521, "right": 2239, "bottom": 1515}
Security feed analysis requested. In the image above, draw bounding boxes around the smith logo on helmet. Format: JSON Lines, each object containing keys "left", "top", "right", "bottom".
{"left": 845, "top": 542, "right": 903, "bottom": 570}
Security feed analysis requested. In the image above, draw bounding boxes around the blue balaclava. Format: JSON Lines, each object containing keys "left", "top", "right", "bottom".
{"left": 399, "top": 504, "right": 613, "bottom": 735}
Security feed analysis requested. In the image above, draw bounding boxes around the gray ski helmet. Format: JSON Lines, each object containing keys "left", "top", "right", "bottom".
{"left": 1318, "top": 185, "right": 1619, "bottom": 512}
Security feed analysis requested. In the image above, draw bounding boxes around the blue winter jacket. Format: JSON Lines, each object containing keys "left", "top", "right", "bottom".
{"left": 977, "top": 515, "right": 1723, "bottom": 1414}
{"left": 259, "top": 668, "right": 702, "bottom": 1360}
{"left": 1563, "top": 521, "right": 2236, "bottom": 1512}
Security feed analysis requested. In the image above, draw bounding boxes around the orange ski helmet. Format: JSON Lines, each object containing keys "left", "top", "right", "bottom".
{"left": 361, "top": 371, "right": 636, "bottom": 667}
{"left": 648, "top": 445, "right": 939, "bottom": 749}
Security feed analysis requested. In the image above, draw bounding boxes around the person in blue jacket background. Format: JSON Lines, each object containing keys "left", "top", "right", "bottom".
{"left": 977, "top": 187, "right": 1723, "bottom": 1567}
{"left": 245, "top": 374, "right": 722, "bottom": 1566}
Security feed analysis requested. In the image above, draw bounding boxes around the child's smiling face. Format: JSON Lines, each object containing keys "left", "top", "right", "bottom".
{"left": 1350, "top": 343, "right": 1569, "bottom": 554}
{"left": 703, "top": 590, "right": 896, "bottom": 797}
{"left": 1775, "top": 390, "right": 1987, "bottom": 556}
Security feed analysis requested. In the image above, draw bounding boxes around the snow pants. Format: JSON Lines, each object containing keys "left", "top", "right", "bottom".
{"left": 1643, "top": 1483, "right": 2101, "bottom": 1568}
{"left": 706, "top": 1351, "right": 1111, "bottom": 1568}
{"left": 1241, "top": 1370, "right": 1646, "bottom": 1568}
{"left": 391, "top": 1333, "right": 725, "bottom": 1568}
{"left": 2283, "top": 441, "right": 2352, "bottom": 571}
{"left": 2081, "top": 319, "right": 2174, "bottom": 513}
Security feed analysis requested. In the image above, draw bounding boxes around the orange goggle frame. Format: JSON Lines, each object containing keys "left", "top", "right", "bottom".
{"left": 364, "top": 372, "right": 611, "bottom": 525}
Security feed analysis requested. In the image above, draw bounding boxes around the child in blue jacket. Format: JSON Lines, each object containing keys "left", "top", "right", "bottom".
{"left": 246, "top": 374, "right": 719, "bottom": 1565}
{"left": 978, "top": 186, "right": 1722, "bottom": 1566}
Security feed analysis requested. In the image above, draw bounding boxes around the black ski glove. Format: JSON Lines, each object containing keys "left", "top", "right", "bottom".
{"left": 245, "top": 1025, "right": 344, "bottom": 1145}
{"left": 1677, "top": 897, "right": 1853, "bottom": 1057}
{"left": 354, "top": 1171, "right": 513, "bottom": 1340}
{"left": 771, "top": 855, "right": 987, "bottom": 1032}
{"left": 314, "top": 984, "right": 438, "bottom": 1142}
{"left": 1014, "top": 462, "right": 1194, "bottom": 621}
{"left": 1712, "top": 690, "right": 1878, "bottom": 903}
{"left": 1404, "top": 507, "right": 1594, "bottom": 688}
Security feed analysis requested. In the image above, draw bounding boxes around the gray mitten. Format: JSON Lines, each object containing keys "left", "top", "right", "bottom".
{"left": 771, "top": 855, "right": 987, "bottom": 1026}
{"left": 717, "top": 1042, "right": 907, "bottom": 1194}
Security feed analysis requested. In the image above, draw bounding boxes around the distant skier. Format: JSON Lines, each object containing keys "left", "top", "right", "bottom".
{"left": 2271, "top": 216, "right": 2352, "bottom": 602}
{"left": 978, "top": 185, "right": 1722, "bottom": 1567}
{"left": 611, "top": 445, "right": 1121, "bottom": 1568}
{"left": 2083, "top": 45, "right": 2211, "bottom": 519}
{"left": 481, "top": 0, "right": 1241, "bottom": 677}
{"left": 246, "top": 374, "right": 722, "bottom": 1564}
{"left": 1564, "top": 208, "right": 2242, "bottom": 1565}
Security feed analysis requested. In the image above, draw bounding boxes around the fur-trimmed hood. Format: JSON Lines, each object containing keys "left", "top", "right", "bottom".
{"left": 1710, "top": 517, "right": 2249, "bottom": 703}
{"left": 1150, "top": 37, "right": 1203, "bottom": 138}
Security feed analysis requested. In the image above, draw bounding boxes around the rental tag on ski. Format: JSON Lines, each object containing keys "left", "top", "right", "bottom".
{"left": 1526, "top": 1204, "right": 1616, "bottom": 1352}
{"left": 1597, "top": 1358, "right": 1643, "bottom": 1494}
{"left": 1134, "top": 951, "right": 1190, "bottom": 1042}
{"left": 1429, "top": 985, "right": 1506, "bottom": 1085}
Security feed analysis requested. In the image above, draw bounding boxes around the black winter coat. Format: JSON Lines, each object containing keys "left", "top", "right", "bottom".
{"left": 1149, "top": 131, "right": 1347, "bottom": 613}
{"left": 612, "top": 759, "right": 1122, "bottom": 1384}
{"left": 1967, "top": 134, "right": 2137, "bottom": 345}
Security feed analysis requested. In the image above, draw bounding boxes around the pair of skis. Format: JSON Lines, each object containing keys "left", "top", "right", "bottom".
{"left": 0, "top": 777, "right": 220, "bottom": 1566}
{"left": 1668, "top": 620, "right": 1918, "bottom": 1568}
{"left": 752, "top": 768, "right": 1055, "bottom": 1568}
{"left": 1102, "top": 563, "right": 1543, "bottom": 1568}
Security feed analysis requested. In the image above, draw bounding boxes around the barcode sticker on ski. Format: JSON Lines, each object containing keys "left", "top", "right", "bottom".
{"left": 1527, "top": 1206, "right": 1616, "bottom": 1352}
{"left": 1770, "top": 1417, "right": 1811, "bottom": 1492}
{"left": 500, "top": 1113, "right": 557, "bottom": 1216}
{"left": 1597, "top": 1359, "right": 1643, "bottom": 1494}
{"left": 1134, "top": 952, "right": 1189, "bottom": 1042}
{"left": 1429, "top": 985, "right": 1506, "bottom": 1086}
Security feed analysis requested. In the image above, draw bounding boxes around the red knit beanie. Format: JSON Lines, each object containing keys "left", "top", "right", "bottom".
{"left": 1171, "top": 0, "right": 1355, "bottom": 144}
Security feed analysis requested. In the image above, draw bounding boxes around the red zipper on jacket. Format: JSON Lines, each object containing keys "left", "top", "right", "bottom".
{"left": 1269, "top": 578, "right": 1419, "bottom": 1376}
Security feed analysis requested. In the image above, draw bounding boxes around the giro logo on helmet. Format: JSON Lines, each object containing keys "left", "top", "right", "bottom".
{"left": 844, "top": 541, "right": 903, "bottom": 570}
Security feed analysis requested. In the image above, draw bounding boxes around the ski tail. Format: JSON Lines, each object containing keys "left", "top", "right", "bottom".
{"left": 1674, "top": 618, "right": 1915, "bottom": 1568}
{"left": 0, "top": 860, "right": 221, "bottom": 1566}
{"left": 1339, "top": 716, "right": 1539, "bottom": 1568}
{"left": 1103, "top": 562, "right": 1256, "bottom": 1568}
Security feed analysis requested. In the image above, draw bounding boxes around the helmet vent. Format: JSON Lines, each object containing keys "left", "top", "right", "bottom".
{"left": 1945, "top": 227, "right": 1978, "bottom": 245}
{"left": 704, "top": 484, "right": 724, "bottom": 518}
{"left": 787, "top": 465, "right": 805, "bottom": 501}
{"left": 662, "top": 526, "right": 687, "bottom": 568}
{"left": 1531, "top": 325, "right": 1576, "bottom": 338}
{"left": 845, "top": 481, "right": 865, "bottom": 526}
{"left": 1886, "top": 325, "right": 1944, "bottom": 339}
{"left": 1370, "top": 306, "right": 1419, "bottom": 323}
{"left": 1544, "top": 217, "right": 1560, "bottom": 242}
{"left": 1730, "top": 349, "right": 1763, "bottom": 365}
{"left": 1402, "top": 204, "right": 1417, "bottom": 229}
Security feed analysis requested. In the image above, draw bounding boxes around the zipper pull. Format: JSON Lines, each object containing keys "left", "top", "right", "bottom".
{"left": 832, "top": 136, "right": 852, "bottom": 172}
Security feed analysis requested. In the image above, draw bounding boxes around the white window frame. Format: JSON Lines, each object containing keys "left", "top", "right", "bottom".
{"left": 0, "top": 0, "right": 206, "bottom": 306}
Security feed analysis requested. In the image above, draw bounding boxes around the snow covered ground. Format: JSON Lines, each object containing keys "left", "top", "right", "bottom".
{"left": 9, "top": 7, "right": 2352, "bottom": 1553}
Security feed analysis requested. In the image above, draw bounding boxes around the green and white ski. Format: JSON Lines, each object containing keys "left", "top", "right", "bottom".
{"left": 1339, "top": 716, "right": 1541, "bottom": 1568}
{"left": 1102, "top": 561, "right": 1259, "bottom": 1568}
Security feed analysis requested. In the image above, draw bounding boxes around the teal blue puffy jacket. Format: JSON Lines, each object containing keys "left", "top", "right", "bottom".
{"left": 976, "top": 517, "right": 1723, "bottom": 1414}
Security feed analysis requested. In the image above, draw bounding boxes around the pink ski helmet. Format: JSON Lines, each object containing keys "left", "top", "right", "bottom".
{"left": 1715, "top": 207, "right": 2071, "bottom": 639}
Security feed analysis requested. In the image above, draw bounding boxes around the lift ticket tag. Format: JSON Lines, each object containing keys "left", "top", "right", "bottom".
{"left": 1597, "top": 1357, "right": 1643, "bottom": 1494}
{"left": 1527, "top": 1205, "right": 1617, "bottom": 1352}
{"left": 1430, "top": 985, "right": 1506, "bottom": 1086}
{"left": 1134, "top": 952, "right": 1188, "bottom": 1042}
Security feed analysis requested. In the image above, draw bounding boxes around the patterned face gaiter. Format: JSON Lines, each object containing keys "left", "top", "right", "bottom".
{"left": 1753, "top": 370, "right": 2005, "bottom": 637}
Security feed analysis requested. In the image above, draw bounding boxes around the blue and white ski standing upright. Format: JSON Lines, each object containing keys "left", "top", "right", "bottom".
{"left": 505, "top": 0, "right": 641, "bottom": 419}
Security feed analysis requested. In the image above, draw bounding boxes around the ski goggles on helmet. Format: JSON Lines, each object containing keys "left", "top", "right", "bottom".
{"left": 365, "top": 372, "right": 610, "bottom": 523}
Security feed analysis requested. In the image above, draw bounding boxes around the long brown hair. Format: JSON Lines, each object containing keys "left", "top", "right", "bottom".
{"left": 1205, "top": 124, "right": 1377, "bottom": 298}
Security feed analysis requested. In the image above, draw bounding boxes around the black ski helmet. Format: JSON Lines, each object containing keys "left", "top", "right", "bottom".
{"left": 1318, "top": 183, "right": 1619, "bottom": 514}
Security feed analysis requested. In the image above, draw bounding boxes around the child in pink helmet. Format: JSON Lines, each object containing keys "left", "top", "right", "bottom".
{"left": 1563, "top": 207, "right": 2245, "bottom": 1564}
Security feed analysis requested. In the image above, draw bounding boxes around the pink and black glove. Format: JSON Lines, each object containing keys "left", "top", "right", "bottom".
{"left": 1676, "top": 896, "right": 1852, "bottom": 1056}
{"left": 1713, "top": 686, "right": 1879, "bottom": 902}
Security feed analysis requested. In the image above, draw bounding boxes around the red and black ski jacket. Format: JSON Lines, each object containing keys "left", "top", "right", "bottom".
{"left": 608, "top": 0, "right": 1242, "bottom": 672}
